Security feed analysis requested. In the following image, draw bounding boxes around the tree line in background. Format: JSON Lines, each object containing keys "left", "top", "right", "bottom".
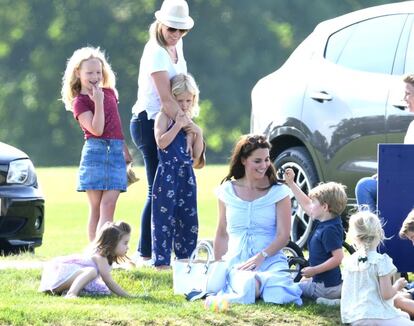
{"left": 0, "top": 0, "right": 397, "bottom": 166}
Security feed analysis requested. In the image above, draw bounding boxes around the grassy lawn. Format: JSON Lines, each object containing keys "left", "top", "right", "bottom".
{"left": 0, "top": 166, "right": 341, "bottom": 326}
{"left": 36, "top": 165, "right": 224, "bottom": 258}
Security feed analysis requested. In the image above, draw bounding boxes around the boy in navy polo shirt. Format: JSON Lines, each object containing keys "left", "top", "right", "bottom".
{"left": 285, "top": 168, "right": 347, "bottom": 305}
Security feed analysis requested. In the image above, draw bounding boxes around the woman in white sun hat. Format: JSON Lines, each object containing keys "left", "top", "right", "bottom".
{"left": 130, "top": 0, "right": 194, "bottom": 266}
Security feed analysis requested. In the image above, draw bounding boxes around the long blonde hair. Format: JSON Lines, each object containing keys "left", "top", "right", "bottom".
{"left": 61, "top": 46, "right": 117, "bottom": 111}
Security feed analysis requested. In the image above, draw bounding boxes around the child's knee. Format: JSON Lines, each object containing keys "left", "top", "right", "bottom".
{"left": 299, "top": 279, "right": 318, "bottom": 299}
{"left": 395, "top": 291, "right": 412, "bottom": 305}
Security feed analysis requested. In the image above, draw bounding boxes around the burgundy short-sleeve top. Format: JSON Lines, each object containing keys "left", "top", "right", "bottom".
{"left": 73, "top": 88, "right": 124, "bottom": 140}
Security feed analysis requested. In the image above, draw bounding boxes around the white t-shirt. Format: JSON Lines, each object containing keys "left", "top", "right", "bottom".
{"left": 132, "top": 38, "right": 187, "bottom": 120}
{"left": 404, "top": 120, "right": 414, "bottom": 144}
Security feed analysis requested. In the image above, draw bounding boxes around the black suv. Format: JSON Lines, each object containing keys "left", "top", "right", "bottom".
{"left": 250, "top": 1, "right": 414, "bottom": 247}
{"left": 0, "top": 142, "right": 44, "bottom": 253}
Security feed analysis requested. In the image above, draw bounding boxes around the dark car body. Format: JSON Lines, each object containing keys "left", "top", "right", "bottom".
{"left": 250, "top": 1, "right": 414, "bottom": 246}
{"left": 0, "top": 142, "right": 44, "bottom": 253}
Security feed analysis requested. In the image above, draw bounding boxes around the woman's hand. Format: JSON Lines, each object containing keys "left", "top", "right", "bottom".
{"left": 237, "top": 253, "right": 265, "bottom": 271}
{"left": 284, "top": 168, "right": 295, "bottom": 186}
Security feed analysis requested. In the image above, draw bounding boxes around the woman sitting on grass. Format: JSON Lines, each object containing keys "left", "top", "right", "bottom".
{"left": 39, "top": 221, "right": 133, "bottom": 298}
{"left": 211, "top": 134, "right": 302, "bottom": 304}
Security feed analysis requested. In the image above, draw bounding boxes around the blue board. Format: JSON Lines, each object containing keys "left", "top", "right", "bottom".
{"left": 378, "top": 144, "right": 414, "bottom": 272}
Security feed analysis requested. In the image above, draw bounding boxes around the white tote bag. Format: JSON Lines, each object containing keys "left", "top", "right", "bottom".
{"left": 172, "top": 240, "right": 228, "bottom": 295}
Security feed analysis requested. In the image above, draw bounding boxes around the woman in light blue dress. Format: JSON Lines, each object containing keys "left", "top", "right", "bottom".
{"left": 213, "top": 134, "right": 302, "bottom": 305}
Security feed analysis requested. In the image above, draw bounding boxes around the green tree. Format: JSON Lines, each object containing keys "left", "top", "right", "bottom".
{"left": 0, "top": 0, "right": 401, "bottom": 165}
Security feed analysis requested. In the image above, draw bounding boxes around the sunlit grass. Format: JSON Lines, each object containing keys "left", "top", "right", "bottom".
{"left": 0, "top": 267, "right": 340, "bottom": 326}
{"left": 0, "top": 166, "right": 341, "bottom": 325}
{"left": 34, "top": 165, "right": 226, "bottom": 258}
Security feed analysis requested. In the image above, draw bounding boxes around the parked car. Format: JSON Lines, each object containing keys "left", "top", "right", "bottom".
{"left": 0, "top": 142, "right": 44, "bottom": 254}
{"left": 251, "top": 1, "right": 414, "bottom": 247}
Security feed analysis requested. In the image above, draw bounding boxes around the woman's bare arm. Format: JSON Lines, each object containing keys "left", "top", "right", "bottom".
{"left": 213, "top": 199, "right": 229, "bottom": 260}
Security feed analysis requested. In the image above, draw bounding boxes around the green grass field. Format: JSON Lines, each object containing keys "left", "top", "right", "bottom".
{"left": 0, "top": 166, "right": 341, "bottom": 326}
{"left": 35, "top": 165, "right": 225, "bottom": 258}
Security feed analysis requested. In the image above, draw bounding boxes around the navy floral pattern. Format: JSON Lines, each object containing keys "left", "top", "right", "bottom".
{"left": 152, "top": 127, "right": 198, "bottom": 266}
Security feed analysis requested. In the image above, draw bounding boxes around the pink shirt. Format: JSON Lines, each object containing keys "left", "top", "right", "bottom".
{"left": 73, "top": 88, "right": 124, "bottom": 140}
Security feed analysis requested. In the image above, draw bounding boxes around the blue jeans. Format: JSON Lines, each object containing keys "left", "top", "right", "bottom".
{"left": 355, "top": 177, "right": 377, "bottom": 212}
{"left": 130, "top": 111, "right": 158, "bottom": 258}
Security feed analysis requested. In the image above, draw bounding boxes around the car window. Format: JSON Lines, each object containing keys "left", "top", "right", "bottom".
{"left": 404, "top": 16, "right": 414, "bottom": 74}
{"left": 325, "top": 14, "right": 407, "bottom": 74}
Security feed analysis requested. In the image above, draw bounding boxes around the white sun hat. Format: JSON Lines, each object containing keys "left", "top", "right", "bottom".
{"left": 155, "top": 0, "right": 194, "bottom": 30}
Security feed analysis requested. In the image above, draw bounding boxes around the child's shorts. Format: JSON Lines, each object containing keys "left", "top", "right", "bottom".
{"left": 299, "top": 279, "right": 342, "bottom": 300}
{"left": 77, "top": 138, "right": 127, "bottom": 192}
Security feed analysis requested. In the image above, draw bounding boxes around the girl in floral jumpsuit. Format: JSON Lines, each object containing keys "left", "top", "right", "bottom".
{"left": 151, "top": 73, "right": 205, "bottom": 269}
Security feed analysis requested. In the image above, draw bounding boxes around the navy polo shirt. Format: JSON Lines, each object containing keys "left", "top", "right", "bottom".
{"left": 307, "top": 216, "right": 343, "bottom": 287}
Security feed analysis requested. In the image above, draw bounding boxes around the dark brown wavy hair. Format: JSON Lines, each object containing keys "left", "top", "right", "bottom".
{"left": 221, "top": 134, "right": 278, "bottom": 187}
{"left": 93, "top": 221, "right": 131, "bottom": 265}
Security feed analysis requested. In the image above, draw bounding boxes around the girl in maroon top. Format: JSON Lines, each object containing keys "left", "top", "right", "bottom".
{"left": 61, "top": 47, "right": 132, "bottom": 241}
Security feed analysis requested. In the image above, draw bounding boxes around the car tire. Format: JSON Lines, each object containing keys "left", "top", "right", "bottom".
{"left": 274, "top": 146, "right": 319, "bottom": 248}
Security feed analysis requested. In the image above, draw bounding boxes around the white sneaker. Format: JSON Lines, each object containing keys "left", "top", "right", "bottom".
{"left": 316, "top": 297, "right": 341, "bottom": 306}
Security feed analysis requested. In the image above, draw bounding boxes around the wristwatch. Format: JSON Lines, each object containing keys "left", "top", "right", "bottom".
{"left": 260, "top": 250, "right": 269, "bottom": 259}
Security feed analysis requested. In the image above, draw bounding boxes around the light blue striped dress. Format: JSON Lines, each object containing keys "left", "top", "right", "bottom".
{"left": 213, "top": 181, "right": 302, "bottom": 305}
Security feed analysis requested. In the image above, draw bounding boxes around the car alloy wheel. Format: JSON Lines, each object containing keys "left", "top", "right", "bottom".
{"left": 274, "top": 146, "right": 319, "bottom": 248}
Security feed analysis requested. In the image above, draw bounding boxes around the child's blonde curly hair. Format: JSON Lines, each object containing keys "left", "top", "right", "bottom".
{"left": 171, "top": 73, "right": 200, "bottom": 118}
{"left": 309, "top": 182, "right": 347, "bottom": 216}
{"left": 61, "top": 46, "right": 117, "bottom": 111}
{"left": 347, "top": 211, "right": 386, "bottom": 255}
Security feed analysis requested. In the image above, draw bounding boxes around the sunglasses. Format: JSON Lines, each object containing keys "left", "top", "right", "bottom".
{"left": 167, "top": 27, "right": 188, "bottom": 34}
{"left": 246, "top": 135, "right": 267, "bottom": 145}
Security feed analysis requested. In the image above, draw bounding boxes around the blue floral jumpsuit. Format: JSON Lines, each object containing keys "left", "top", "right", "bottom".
{"left": 151, "top": 126, "right": 198, "bottom": 266}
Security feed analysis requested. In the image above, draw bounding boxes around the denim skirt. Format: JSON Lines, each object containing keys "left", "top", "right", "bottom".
{"left": 77, "top": 138, "right": 127, "bottom": 192}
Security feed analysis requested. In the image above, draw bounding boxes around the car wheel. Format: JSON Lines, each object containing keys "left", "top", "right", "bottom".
{"left": 274, "top": 146, "right": 319, "bottom": 248}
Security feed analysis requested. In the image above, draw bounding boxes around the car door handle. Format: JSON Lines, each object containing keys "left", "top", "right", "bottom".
{"left": 310, "top": 91, "right": 333, "bottom": 103}
{"left": 392, "top": 102, "right": 407, "bottom": 110}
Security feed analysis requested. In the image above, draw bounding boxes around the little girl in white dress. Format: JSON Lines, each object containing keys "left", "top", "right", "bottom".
{"left": 341, "top": 211, "right": 414, "bottom": 325}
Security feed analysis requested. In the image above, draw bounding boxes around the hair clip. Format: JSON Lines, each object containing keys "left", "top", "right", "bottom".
{"left": 357, "top": 256, "right": 368, "bottom": 263}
